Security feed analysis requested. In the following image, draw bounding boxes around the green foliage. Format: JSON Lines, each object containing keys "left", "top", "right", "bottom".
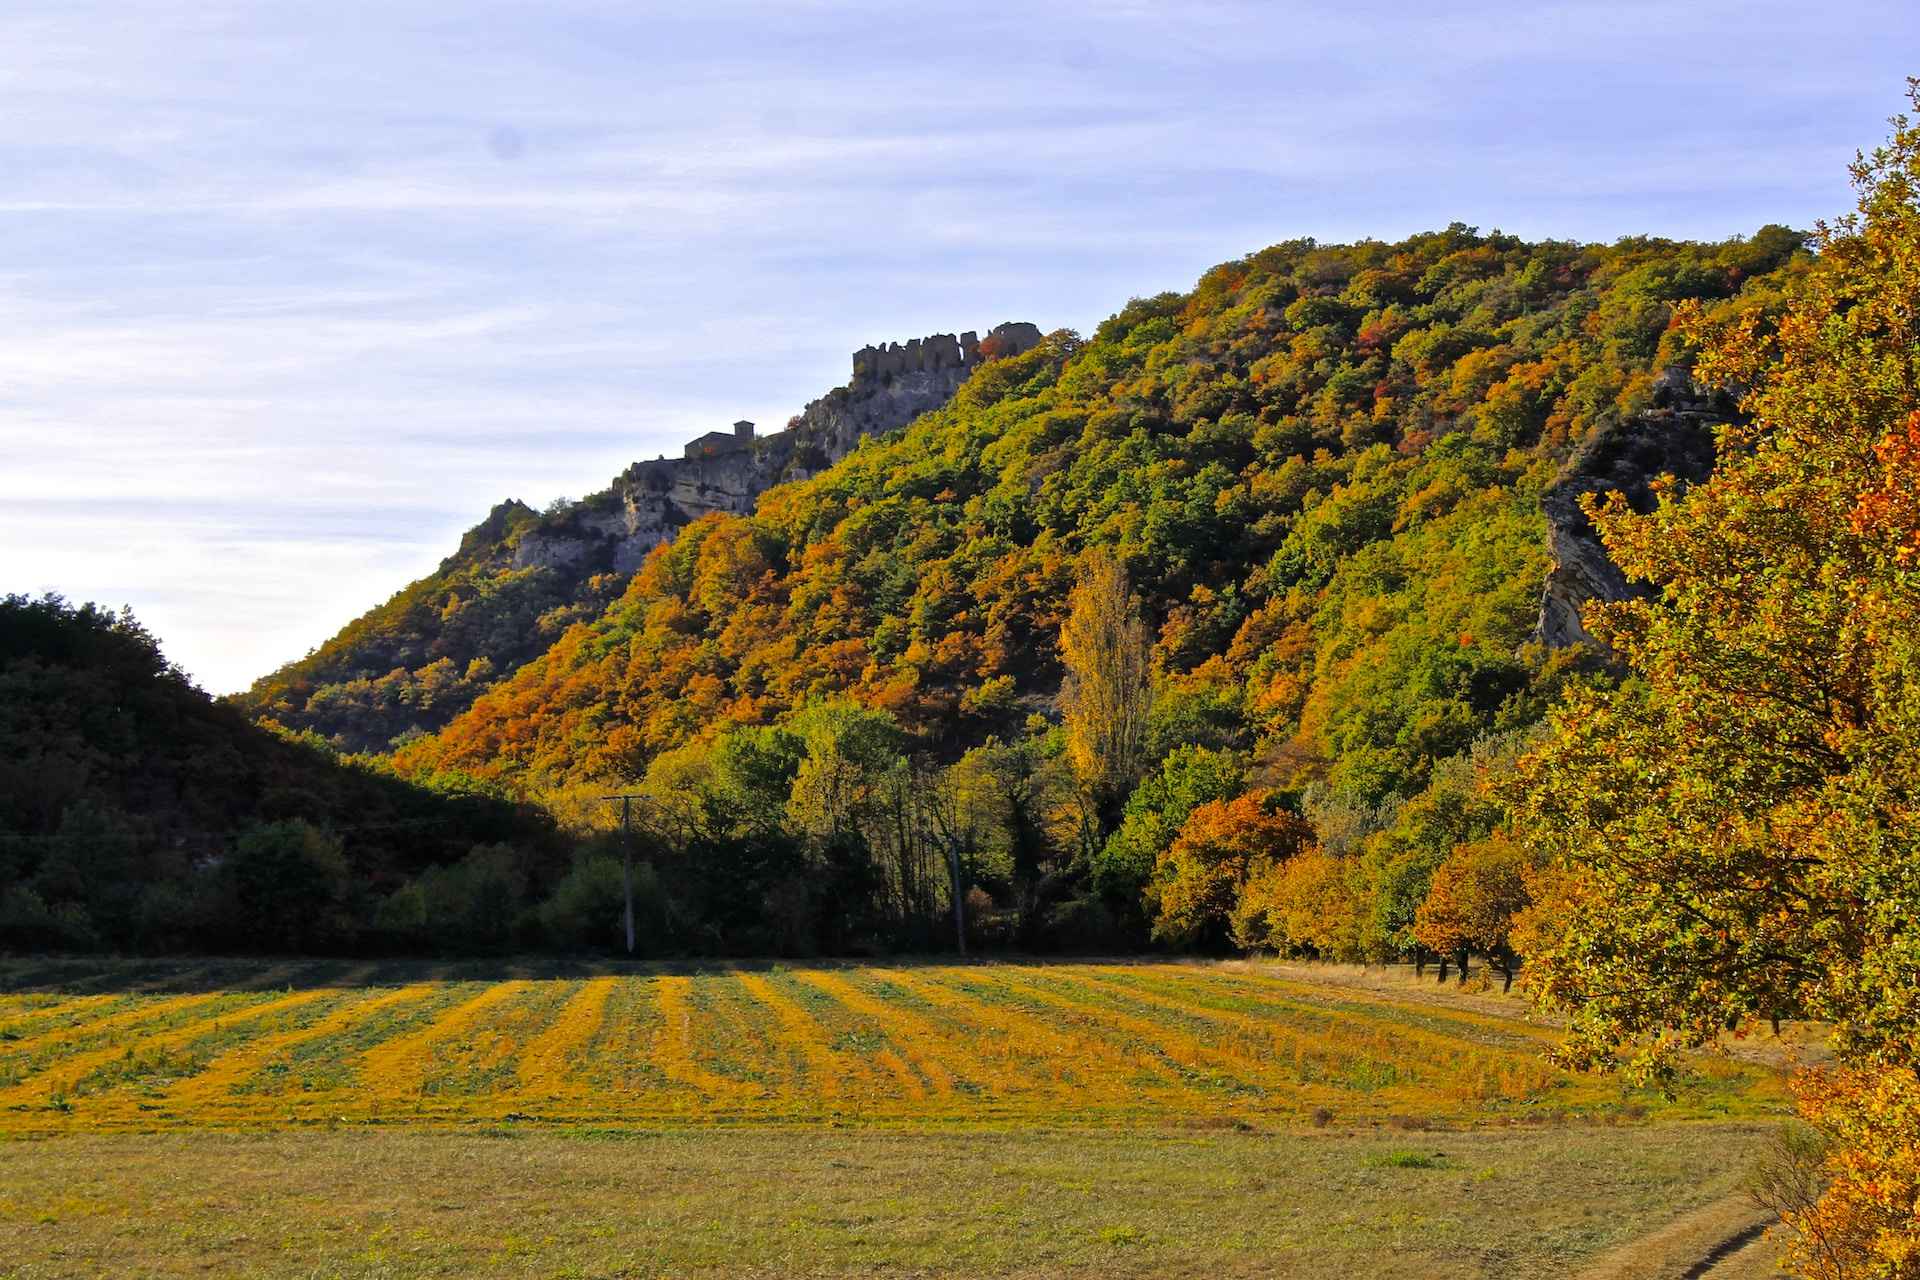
{"left": 0, "top": 593, "right": 563, "bottom": 956}
{"left": 404, "top": 225, "right": 1804, "bottom": 825}
{"left": 222, "top": 820, "right": 353, "bottom": 952}
{"left": 375, "top": 843, "right": 531, "bottom": 953}
{"left": 1095, "top": 746, "right": 1247, "bottom": 906}
{"left": 534, "top": 851, "right": 666, "bottom": 953}
{"left": 1511, "top": 116, "right": 1920, "bottom": 1085}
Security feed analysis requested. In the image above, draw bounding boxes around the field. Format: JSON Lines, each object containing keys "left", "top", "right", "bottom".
{"left": 0, "top": 957, "right": 1792, "bottom": 1277}
{"left": 0, "top": 956, "right": 1779, "bottom": 1133}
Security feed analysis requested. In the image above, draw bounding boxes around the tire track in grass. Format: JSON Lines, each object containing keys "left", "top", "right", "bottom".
{"left": 0, "top": 979, "right": 345, "bottom": 1111}
{"left": 164, "top": 979, "right": 436, "bottom": 1115}
{"left": 514, "top": 976, "right": 617, "bottom": 1101}
{"left": 877, "top": 967, "right": 1182, "bottom": 1106}
{"left": 354, "top": 980, "right": 533, "bottom": 1099}
{"left": 792, "top": 968, "right": 959, "bottom": 1101}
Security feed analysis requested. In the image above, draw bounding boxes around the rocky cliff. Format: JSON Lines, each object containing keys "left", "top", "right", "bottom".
{"left": 507, "top": 322, "right": 1044, "bottom": 576}
{"left": 1535, "top": 367, "right": 1730, "bottom": 647}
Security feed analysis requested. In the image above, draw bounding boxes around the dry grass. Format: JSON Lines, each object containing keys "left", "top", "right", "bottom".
{"left": 0, "top": 957, "right": 1787, "bottom": 1134}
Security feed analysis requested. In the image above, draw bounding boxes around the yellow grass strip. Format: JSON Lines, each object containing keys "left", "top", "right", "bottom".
{"left": 650, "top": 975, "right": 757, "bottom": 1101}
{"left": 355, "top": 981, "right": 532, "bottom": 1097}
{"left": 0, "top": 995, "right": 124, "bottom": 1040}
{"left": 0, "top": 964, "right": 299, "bottom": 1057}
{"left": 984, "top": 967, "right": 1268, "bottom": 1085}
{"left": 1094, "top": 967, "right": 1557, "bottom": 1085}
{"left": 0, "top": 983, "right": 340, "bottom": 1107}
{"left": 165, "top": 980, "right": 432, "bottom": 1111}
{"left": 731, "top": 970, "right": 875, "bottom": 1105}
{"left": 514, "top": 977, "right": 616, "bottom": 1099}
{"left": 1197, "top": 965, "right": 1554, "bottom": 1042}
{"left": 792, "top": 969, "right": 955, "bottom": 1100}
{"left": 1, "top": 959, "right": 307, "bottom": 1059}
{"left": 878, "top": 967, "right": 1175, "bottom": 1099}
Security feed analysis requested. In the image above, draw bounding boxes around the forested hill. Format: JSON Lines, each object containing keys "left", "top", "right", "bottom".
{"left": 233, "top": 323, "right": 1040, "bottom": 752}
{"left": 0, "top": 594, "right": 562, "bottom": 953}
{"left": 397, "top": 224, "right": 1807, "bottom": 811}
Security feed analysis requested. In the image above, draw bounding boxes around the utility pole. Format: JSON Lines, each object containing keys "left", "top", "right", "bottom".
{"left": 600, "top": 794, "right": 646, "bottom": 956}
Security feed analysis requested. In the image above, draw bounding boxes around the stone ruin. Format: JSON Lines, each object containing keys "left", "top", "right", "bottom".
{"left": 851, "top": 321, "right": 1043, "bottom": 381}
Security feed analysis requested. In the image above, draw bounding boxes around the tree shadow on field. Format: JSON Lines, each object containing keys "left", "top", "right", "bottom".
{"left": 0, "top": 951, "right": 1203, "bottom": 996}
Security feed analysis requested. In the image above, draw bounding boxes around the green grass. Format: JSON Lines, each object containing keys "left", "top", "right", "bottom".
{"left": 0, "top": 1124, "right": 1770, "bottom": 1279}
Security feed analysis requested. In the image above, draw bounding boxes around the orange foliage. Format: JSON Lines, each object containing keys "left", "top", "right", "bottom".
{"left": 1152, "top": 791, "right": 1314, "bottom": 946}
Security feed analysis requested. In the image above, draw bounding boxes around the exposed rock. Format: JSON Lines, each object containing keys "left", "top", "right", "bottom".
{"left": 1535, "top": 368, "right": 1730, "bottom": 647}
{"left": 585, "top": 320, "right": 1045, "bottom": 565}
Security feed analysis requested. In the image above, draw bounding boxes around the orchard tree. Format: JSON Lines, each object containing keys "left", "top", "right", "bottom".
{"left": 1411, "top": 833, "right": 1530, "bottom": 990}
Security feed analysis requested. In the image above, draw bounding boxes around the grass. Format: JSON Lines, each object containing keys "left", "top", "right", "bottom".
{"left": 0, "top": 1124, "right": 1777, "bottom": 1278}
{"left": 0, "top": 956, "right": 1795, "bottom": 1276}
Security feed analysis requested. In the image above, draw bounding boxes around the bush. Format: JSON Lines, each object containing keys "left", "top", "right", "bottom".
{"left": 535, "top": 852, "right": 666, "bottom": 954}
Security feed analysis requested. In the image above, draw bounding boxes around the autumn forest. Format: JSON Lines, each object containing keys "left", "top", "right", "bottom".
{"left": 6, "top": 77, "right": 1920, "bottom": 1280}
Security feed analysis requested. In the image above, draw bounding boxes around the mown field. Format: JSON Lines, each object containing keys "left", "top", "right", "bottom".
{"left": 0, "top": 957, "right": 1780, "bottom": 1132}
{"left": 0, "top": 958, "right": 1792, "bottom": 1278}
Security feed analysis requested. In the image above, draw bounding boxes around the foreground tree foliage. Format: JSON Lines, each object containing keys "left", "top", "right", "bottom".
{"left": 1513, "top": 90, "right": 1920, "bottom": 1276}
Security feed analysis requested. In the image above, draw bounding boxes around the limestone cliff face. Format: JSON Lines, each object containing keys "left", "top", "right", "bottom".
{"left": 510, "top": 321, "right": 1044, "bottom": 577}
{"left": 1535, "top": 367, "right": 1729, "bottom": 647}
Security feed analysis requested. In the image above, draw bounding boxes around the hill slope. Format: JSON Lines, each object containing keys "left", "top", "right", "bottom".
{"left": 398, "top": 225, "right": 1807, "bottom": 807}
{"left": 234, "top": 323, "right": 1041, "bottom": 751}
{"left": 0, "top": 594, "right": 558, "bottom": 953}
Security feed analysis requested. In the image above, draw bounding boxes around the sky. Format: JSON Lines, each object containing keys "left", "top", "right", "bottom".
{"left": 2, "top": 1, "right": 1915, "bottom": 694}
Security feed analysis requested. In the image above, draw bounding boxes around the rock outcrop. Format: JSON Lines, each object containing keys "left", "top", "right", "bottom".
{"left": 1535, "top": 367, "right": 1730, "bottom": 647}
{"left": 525, "top": 321, "right": 1044, "bottom": 575}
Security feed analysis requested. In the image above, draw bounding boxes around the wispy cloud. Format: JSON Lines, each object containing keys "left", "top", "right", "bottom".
{"left": 2, "top": 0, "right": 1912, "bottom": 691}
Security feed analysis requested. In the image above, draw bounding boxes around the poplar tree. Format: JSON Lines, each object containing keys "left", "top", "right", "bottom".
{"left": 1058, "top": 547, "right": 1154, "bottom": 840}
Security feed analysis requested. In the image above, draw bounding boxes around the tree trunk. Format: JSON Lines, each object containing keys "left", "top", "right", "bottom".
{"left": 1436, "top": 955, "right": 1448, "bottom": 984}
{"left": 1414, "top": 948, "right": 1426, "bottom": 979}
{"left": 1454, "top": 949, "right": 1469, "bottom": 985}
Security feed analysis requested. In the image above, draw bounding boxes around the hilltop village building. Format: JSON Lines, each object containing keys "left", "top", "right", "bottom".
{"left": 684, "top": 419, "right": 757, "bottom": 460}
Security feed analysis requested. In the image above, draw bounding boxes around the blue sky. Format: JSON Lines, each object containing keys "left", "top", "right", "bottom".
{"left": 3, "top": 0, "right": 1914, "bottom": 693}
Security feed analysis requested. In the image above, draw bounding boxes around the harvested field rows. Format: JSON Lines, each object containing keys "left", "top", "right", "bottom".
{"left": 0, "top": 959, "right": 1783, "bottom": 1134}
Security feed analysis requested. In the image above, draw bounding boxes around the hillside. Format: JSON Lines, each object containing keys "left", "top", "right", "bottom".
{"left": 398, "top": 225, "right": 1806, "bottom": 805}
{"left": 234, "top": 323, "right": 1042, "bottom": 752}
{"left": 0, "top": 594, "right": 560, "bottom": 954}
